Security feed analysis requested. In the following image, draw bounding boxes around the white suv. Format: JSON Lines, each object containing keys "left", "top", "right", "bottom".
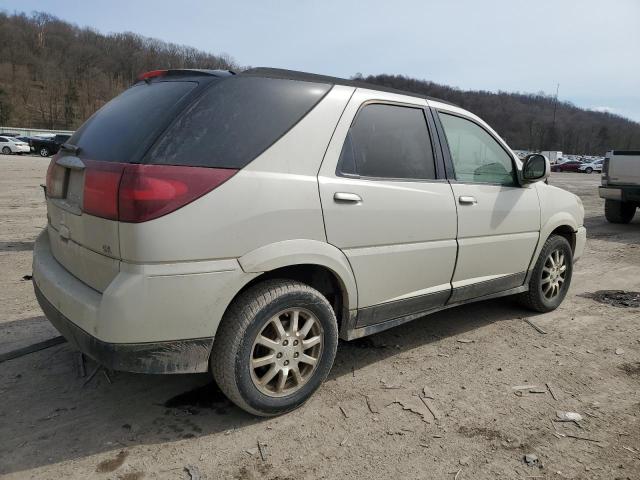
{"left": 32, "top": 68, "right": 586, "bottom": 416}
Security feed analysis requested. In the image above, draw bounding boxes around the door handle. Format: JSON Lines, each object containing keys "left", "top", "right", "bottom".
{"left": 458, "top": 195, "right": 477, "bottom": 205}
{"left": 334, "top": 192, "right": 362, "bottom": 203}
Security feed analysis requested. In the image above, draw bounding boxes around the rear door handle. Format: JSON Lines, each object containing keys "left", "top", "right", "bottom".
{"left": 458, "top": 195, "right": 477, "bottom": 205}
{"left": 334, "top": 192, "right": 362, "bottom": 203}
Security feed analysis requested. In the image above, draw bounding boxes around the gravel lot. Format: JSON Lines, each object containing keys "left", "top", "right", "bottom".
{"left": 0, "top": 155, "right": 638, "bottom": 479}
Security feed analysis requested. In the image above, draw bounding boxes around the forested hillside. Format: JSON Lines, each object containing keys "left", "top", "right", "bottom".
{"left": 1, "top": 11, "right": 639, "bottom": 154}
{"left": 0, "top": 12, "right": 236, "bottom": 130}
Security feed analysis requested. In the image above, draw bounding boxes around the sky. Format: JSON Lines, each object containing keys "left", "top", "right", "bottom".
{"left": 2, "top": 0, "right": 639, "bottom": 122}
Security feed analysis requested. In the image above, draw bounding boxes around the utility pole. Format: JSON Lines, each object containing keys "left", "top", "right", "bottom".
{"left": 551, "top": 83, "right": 559, "bottom": 130}
{"left": 550, "top": 83, "right": 559, "bottom": 150}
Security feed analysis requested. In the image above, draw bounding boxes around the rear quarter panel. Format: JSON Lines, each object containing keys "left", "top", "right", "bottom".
{"left": 118, "top": 85, "right": 355, "bottom": 263}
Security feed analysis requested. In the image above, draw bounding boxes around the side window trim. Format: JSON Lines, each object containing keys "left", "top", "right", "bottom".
{"left": 427, "top": 107, "right": 454, "bottom": 179}
{"left": 434, "top": 108, "right": 519, "bottom": 186}
{"left": 335, "top": 100, "right": 444, "bottom": 182}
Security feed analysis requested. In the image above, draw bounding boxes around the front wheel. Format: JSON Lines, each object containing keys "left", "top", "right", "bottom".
{"left": 519, "top": 235, "right": 573, "bottom": 312}
{"left": 585, "top": 167, "right": 593, "bottom": 174}
{"left": 39, "top": 147, "right": 50, "bottom": 157}
{"left": 211, "top": 279, "right": 338, "bottom": 416}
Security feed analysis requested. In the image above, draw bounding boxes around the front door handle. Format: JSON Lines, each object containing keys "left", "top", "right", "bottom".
{"left": 458, "top": 195, "right": 477, "bottom": 205}
{"left": 334, "top": 192, "right": 362, "bottom": 203}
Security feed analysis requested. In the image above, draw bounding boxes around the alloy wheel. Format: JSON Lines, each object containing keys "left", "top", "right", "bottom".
{"left": 250, "top": 308, "right": 323, "bottom": 397}
{"left": 541, "top": 249, "right": 567, "bottom": 299}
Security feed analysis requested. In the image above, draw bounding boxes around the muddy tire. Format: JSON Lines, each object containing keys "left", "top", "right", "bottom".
{"left": 605, "top": 199, "right": 636, "bottom": 224}
{"left": 519, "top": 235, "right": 573, "bottom": 313}
{"left": 211, "top": 279, "right": 338, "bottom": 417}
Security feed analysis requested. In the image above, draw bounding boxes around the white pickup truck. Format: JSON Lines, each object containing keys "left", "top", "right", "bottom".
{"left": 599, "top": 150, "right": 640, "bottom": 223}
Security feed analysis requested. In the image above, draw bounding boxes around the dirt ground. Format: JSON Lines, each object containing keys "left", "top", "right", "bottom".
{"left": 0, "top": 155, "right": 638, "bottom": 480}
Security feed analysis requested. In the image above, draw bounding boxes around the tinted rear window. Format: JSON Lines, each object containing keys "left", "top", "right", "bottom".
{"left": 338, "top": 104, "right": 436, "bottom": 179}
{"left": 69, "top": 81, "right": 198, "bottom": 162}
{"left": 146, "top": 76, "right": 331, "bottom": 168}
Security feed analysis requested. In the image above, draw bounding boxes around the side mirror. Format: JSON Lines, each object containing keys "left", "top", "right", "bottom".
{"left": 521, "top": 154, "right": 549, "bottom": 184}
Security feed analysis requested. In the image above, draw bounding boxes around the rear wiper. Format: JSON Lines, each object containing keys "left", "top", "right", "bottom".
{"left": 60, "top": 143, "right": 80, "bottom": 154}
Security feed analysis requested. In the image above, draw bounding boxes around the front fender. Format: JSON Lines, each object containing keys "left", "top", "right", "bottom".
{"left": 238, "top": 239, "right": 358, "bottom": 311}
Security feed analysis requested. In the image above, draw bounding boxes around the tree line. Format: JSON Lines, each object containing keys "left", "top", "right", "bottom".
{"left": 1, "top": 11, "right": 639, "bottom": 155}
{"left": 359, "top": 74, "right": 640, "bottom": 155}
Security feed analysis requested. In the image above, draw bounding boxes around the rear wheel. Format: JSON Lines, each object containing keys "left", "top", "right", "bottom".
{"left": 211, "top": 279, "right": 338, "bottom": 416}
{"left": 520, "top": 235, "right": 573, "bottom": 312}
{"left": 605, "top": 199, "right": 636, "bottom": 224}
{"left": 585, "top": 167, "right": 593, "bottom": 174}
{"left": 1, "top": 147, "right": 11, "bottom": 155}
{"left": 39, "top": 147, "right": 50, "bottom": 157}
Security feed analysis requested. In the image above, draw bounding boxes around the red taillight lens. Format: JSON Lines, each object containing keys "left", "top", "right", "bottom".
{"left": 83, "top": 161, "right": 127, "bottom": 220}
{"left": 119, "top": 165, "right": 237, "bottom": 222}
{"left": 81, "top": 161, "right": 237, "bottom": 222}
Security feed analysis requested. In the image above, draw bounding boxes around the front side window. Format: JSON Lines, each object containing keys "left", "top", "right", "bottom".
{"left": 439, "top": 112, "right": 515, "bottom": 185}
{"left": 338, "top": 103, "right": 436, "bottom": 180}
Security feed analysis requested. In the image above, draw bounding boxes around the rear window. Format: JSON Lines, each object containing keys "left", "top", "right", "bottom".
{"left": 338, "top": 104, "right": 436, "bottom": 180}
{"left": 69, "top": 81, "right": 198, "bottom": 162}
{"left": 146, "top": 76, "right": 331, "bottom": 168}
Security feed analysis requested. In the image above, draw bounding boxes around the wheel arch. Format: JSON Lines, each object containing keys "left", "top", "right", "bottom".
{"left": 528, "top": 214, "right": 579, "bottom": 277}
{"left": 235, "top": 239, "right": 358, "bottom": 330}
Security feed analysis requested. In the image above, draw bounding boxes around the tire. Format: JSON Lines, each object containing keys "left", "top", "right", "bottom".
{"left": 519, "top": 235, "right": 573, "bottom": 313}
{"left": 211, "top": 279, "right": 338, "bottom": 416}
{"left": 1, "top": 146, "right": 11, "bottom": 155}
{"left": 585, "top": 167, "right": 593, "bottom": 174}
{"left": 39, "top": 147, "right": 50, "bottom": 157}
{"left": 605, "top": 199, "right": 636, "bottom": 224}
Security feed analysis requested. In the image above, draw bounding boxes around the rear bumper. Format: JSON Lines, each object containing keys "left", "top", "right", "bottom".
{"left": 599, "top": 186, "right": 640, "bottom": 202}
{"left": 34, "top": 283, "right": 213, "bottom": 374}
{"left": 32, "top": 228, "right": 257, "bottom": 373}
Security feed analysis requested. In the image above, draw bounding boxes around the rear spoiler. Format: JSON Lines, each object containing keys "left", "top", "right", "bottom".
{"left": 135, "top": 69, "right": 235, "bottom": 83}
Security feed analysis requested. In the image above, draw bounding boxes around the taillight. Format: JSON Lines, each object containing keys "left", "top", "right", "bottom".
{"left": 118, "top": 164, "right": 237, "bottom": 222}
{"left": 45, "top": 155, "right": 66, "bottom": 198}
{"left": 82, "top": 161, "right": 237, "bottom": 222}
{"left": 83, "top": 161, "right": 127, "bottom": 220}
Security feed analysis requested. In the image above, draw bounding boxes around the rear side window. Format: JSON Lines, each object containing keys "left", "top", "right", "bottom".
{"left": 147, "top": 76, "right": 331, "bottom": 168}
{"left": 69, "top": 81, "right": 198, "bottom": 162}
{"left": 338, "top": 104, "right": 436, "bottom": 180}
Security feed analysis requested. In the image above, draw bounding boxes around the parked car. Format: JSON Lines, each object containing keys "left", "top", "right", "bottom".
{"left": 32, "top": 68, "right": 586, "bottom": 416}
{"left": 551, "top": 160, "right": 583, "bottom": 172}
{"left": 599, "top": 150, "right": 640, "bottom": 223}
{"left": 0, "top": 135, "right": 31, "bottom": 154}
{"left": 30, "top": 134, "right": 72, "bottom": 157}
{"left": 578, "top": 159, "right": 603, "bottom": 174}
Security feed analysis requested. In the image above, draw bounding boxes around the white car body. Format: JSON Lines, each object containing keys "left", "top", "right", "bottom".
{"left": 578, "top": 159, "right": 603, "bottom": 173}
{"left": 0, "top": 136, "right": 31, "bottom": 154}
{"left": 32, "top": 69, "right": 586, "bottom": 405}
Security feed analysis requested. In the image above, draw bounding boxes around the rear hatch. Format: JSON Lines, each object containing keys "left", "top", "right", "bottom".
{"left": 44, "top": 72, "right": 217, "bottom": 292}
{"left": 44, "top": 69, "right": 332, "bottom": 291}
